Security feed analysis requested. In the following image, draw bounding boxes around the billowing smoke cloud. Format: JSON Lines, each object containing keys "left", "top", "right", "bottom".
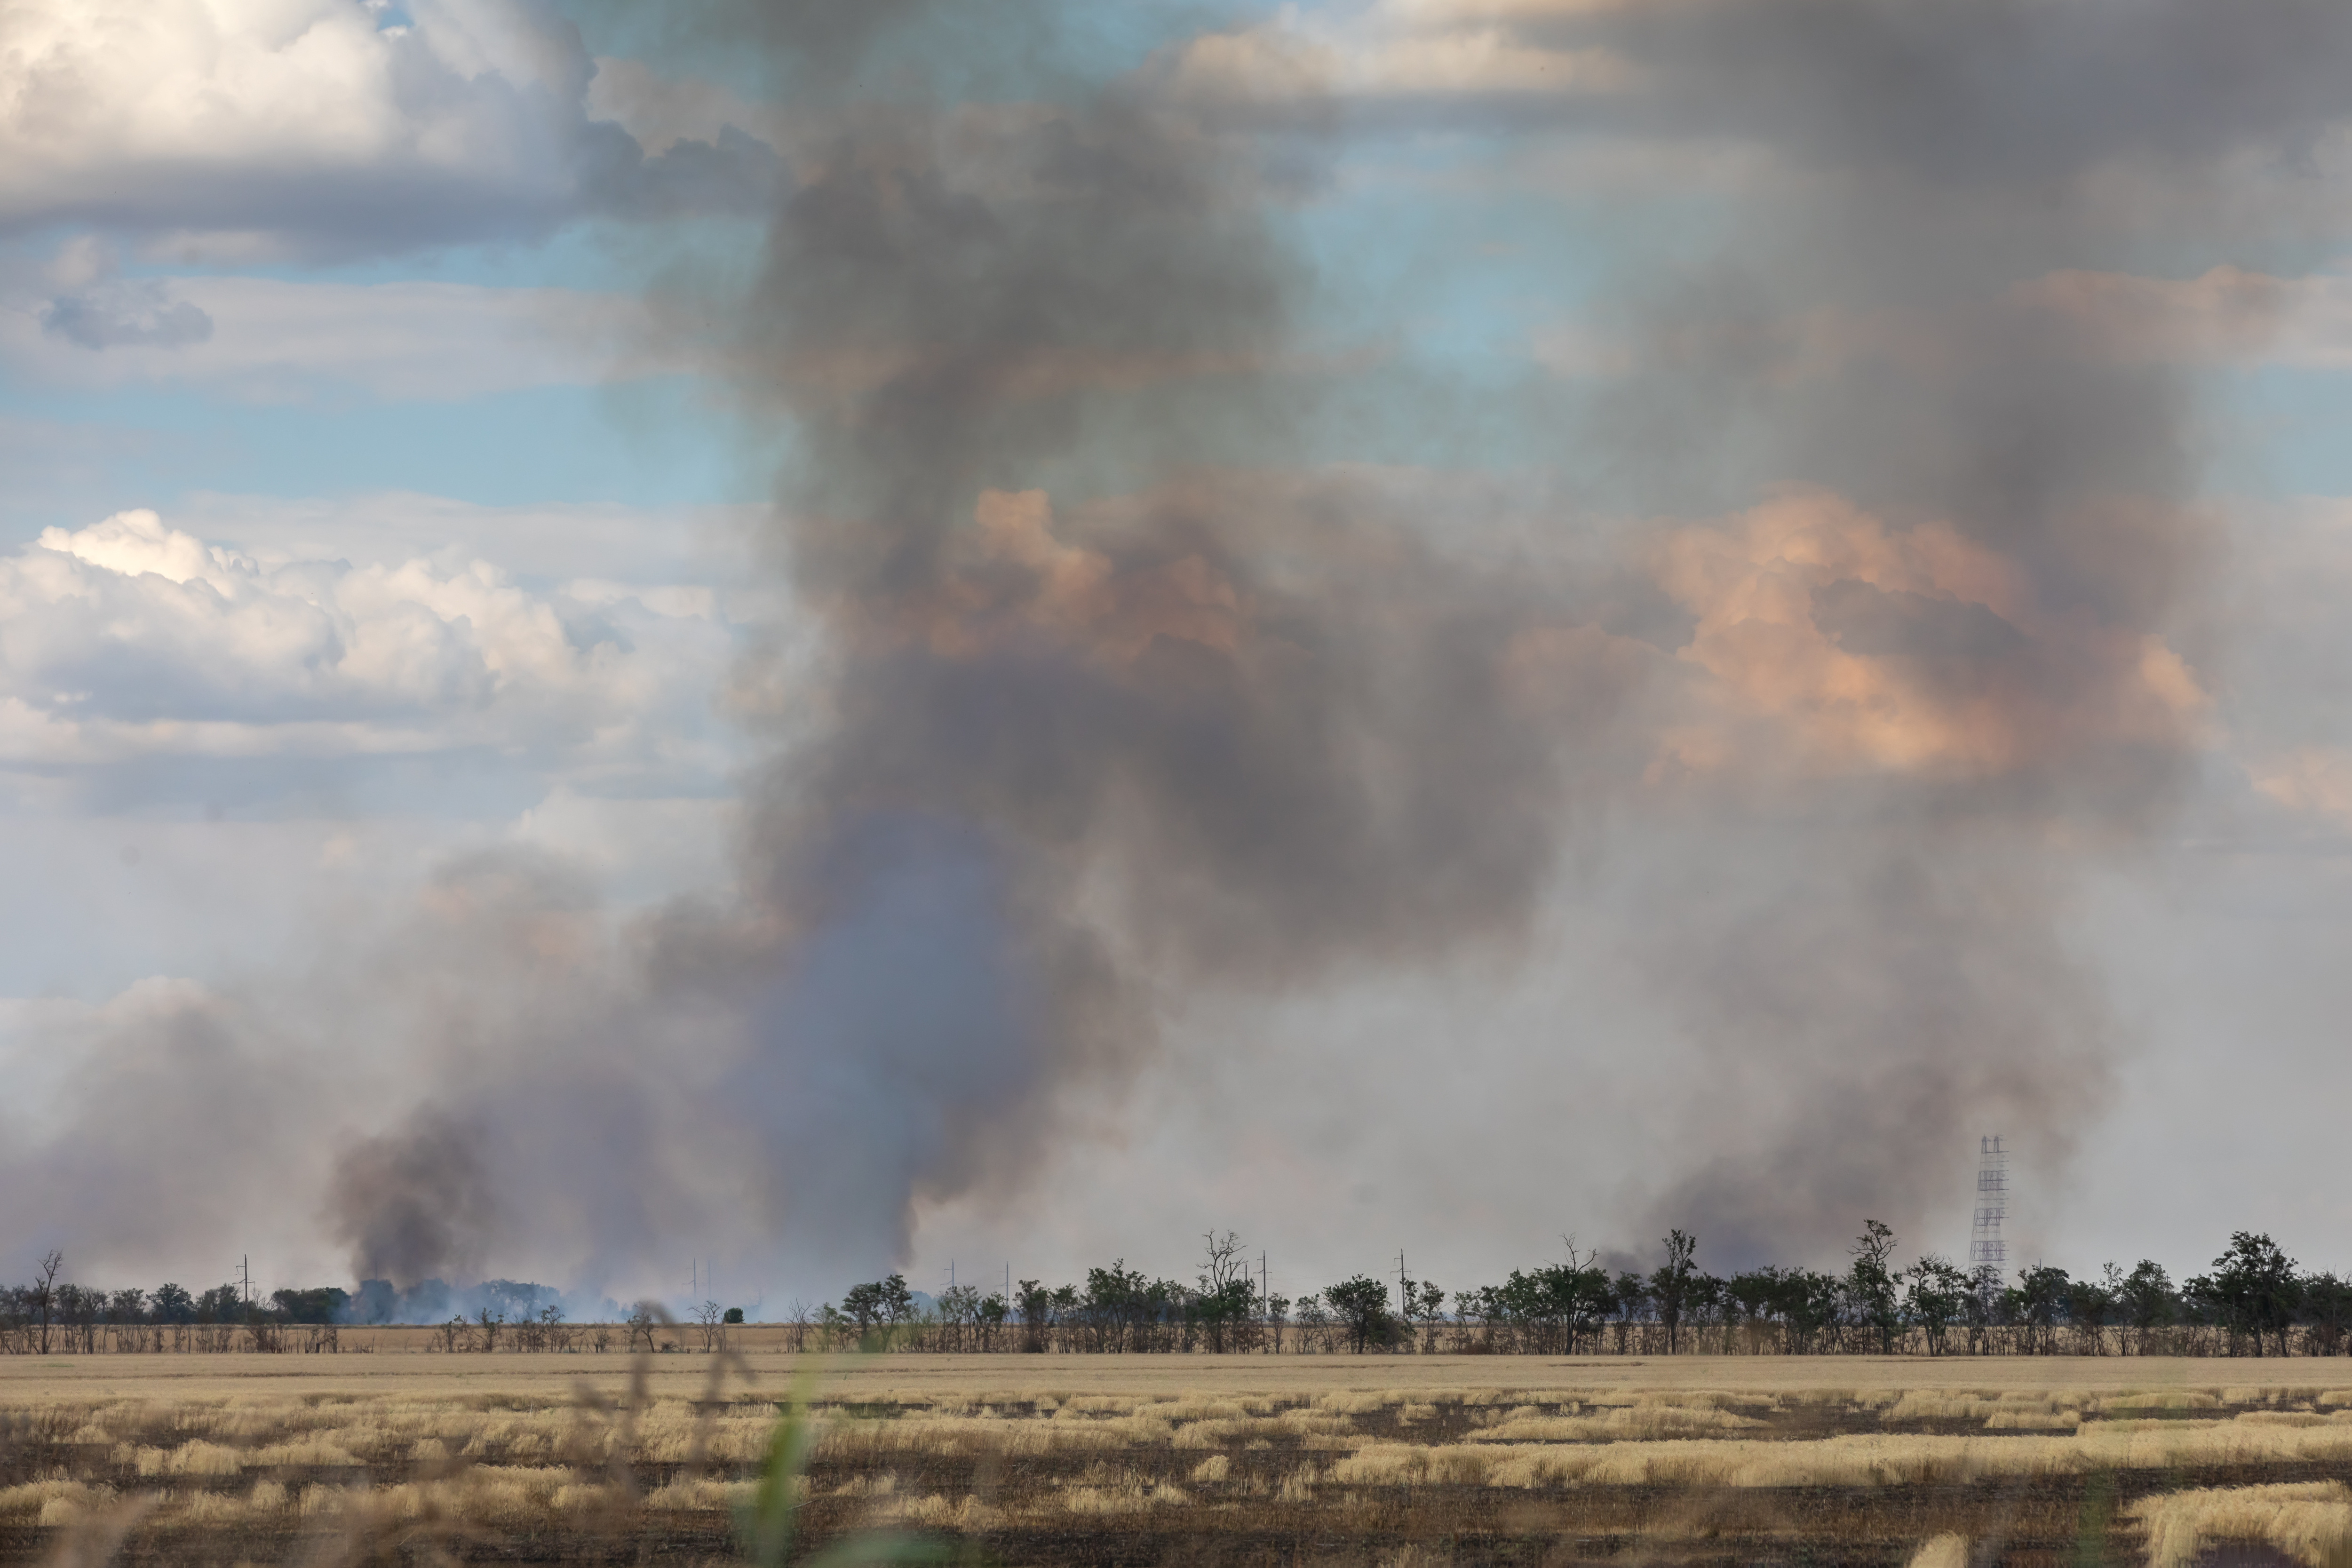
{"left": 10, "top": 0, "right": 2352, "bottom": 1291}
{"left": 309, "top": 1, "right": 1614, "bottom": 1289}
{"left": 329, "top": 1113, "right": 495, "bottom": 1288}
{"left": 1538, "top": 0, "right": 2292, "bottom": 1262}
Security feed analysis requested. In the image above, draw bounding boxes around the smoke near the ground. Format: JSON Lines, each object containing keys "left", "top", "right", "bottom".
{"left": 308, "top": 1, "right": 1620, "bottom": 1291}
{"left": 1536, "top": 0, "right": 2273, "bottom": 1263}
{"left": 9, "top": 0, "right": 2351, "bottom": 1291}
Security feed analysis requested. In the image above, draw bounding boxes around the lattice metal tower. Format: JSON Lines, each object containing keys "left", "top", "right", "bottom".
{"left": 1970, "top": 1135, "right": 2009, "bottom": 1277}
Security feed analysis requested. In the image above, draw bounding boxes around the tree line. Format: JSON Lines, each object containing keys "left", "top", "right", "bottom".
{"left": 0, "top": 1253, "right": 597, "bottom": 1355}
{"left": 0, "top": 1250, "right": 342, "bottom": 1354}
{"left": 779, "top": 1226, "right": 2349, "bottom": 1357}
{"left": 6, "top": 1225, "right": 2345, "bottom": 1356}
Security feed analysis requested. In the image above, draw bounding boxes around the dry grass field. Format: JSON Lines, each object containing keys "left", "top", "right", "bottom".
{"left": 4, "top": 1353, "right": 2352, "bottom": 1566}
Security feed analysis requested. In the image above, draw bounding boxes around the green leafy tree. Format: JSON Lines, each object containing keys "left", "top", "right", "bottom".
{"left": 2194, "top": 1232, "right": 2300, "bottom": 1357}
{"left": 1410, "top": 1280, "right": 1448, "bottom": 1352}
{"left": 1727, "top": 1267, "right": 1783, "bottom": 1345}
{"left": 1684, "top": 1273, "right": 1726, "bottom": 1349}
{"left": 2116, "top": 1259, "right": 2175, "bottom": 1355}
{"left": 2066, "top": 1270, "right": 2117, "bottom": 1355}
{"left": 1609, "top": 1271, "right": 1649, "bottom": 1353}
{"left": 2299, "top": 1270, "right": 2352, "bottom": 1356}
{"left": 2013, "top": 1264, "right": 2071, "bottom": 1355}
{"left": 1904, "top": 1254, "right": 1971, "bottom": 1356}
{"left": 1016, "top": 1279, "right": 1053, "bottom": 1352}
{"left": 1080, "top": 1261, "right": 1152, "bottom": 1352}
{"left": 1325, "top": 1275, "right": 1397, "bottom": 1353}
{"left": 1489, "top": 1256, "right": 1610, "bottom": 1354}
{"left": 1650, "top": 1230, "right": 1700, "bottom": 1354}
{"left": 837, "top": 1274, "right": 917, "bottom": 1348}
{"left": 1848, "top": 1220, "right": 1901, "bottom": 1354}
{"left": 270, "top": 1286, "right": 350, "bottom": 1325}
{"left": 1195, "top": 1232, "right": 1255, "bottom": 1353}
{"left": 1777, "top": 1269, "right": 1843, "bottom": 1354}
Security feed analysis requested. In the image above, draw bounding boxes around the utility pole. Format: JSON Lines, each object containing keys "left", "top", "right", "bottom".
{"left": 1971, "top": 1135, "right": 2010, "bottom": 1316}
{"left": 1261, "top": 1251, "right": 1270, "bottom": 1353}
{"left": 1397, "top": 1250, "right": 1410, "bottom": 1323}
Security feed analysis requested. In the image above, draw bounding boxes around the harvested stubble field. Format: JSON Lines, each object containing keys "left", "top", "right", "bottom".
{"left": 4, "top": 1354, "right": 2352, "bottom": 1567}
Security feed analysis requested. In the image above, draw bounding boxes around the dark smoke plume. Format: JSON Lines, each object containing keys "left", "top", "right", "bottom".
{"left": 11, "top": 0, "right": 2352, "bottom": 1290}
{"left": 328, "top": 1113, "right": 494, "bottom": 1288}
{"left": 1533, "top": 0, "right": 2328, "bottom": 1261}
{"left": 305, "top": 1, "right": 1620, "bottom": 1286}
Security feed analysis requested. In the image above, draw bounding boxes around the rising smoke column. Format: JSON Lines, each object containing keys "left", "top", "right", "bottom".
{"left": 654, "top": 4, "right": 1609, "bottom": 1266}
{"left": 319, "top": 0, "right": 1621, "bottom": 1286}
{"left": 20, "top": 0, "right": 2352, "bottom": 1291}
{"left": 1518, "top": 0, "right": 2344, "bottom": 1261}
{"left": 311, "top": 0, "right": 2352, "bottom": 1276}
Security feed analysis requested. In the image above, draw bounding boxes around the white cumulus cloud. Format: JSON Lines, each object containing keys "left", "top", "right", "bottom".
{"left": 0, "top": 507, "right": 740, "bottom": 787}
{"left": 0, "top": 0, "right": 779, "bottom": 257}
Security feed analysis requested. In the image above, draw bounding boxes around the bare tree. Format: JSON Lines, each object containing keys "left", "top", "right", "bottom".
{"left": 1201, "top": 1231, "right": 1248, "bottom": 1291}
{"left": 691, "top": 1299, "right": 726, "bottom": 1352}
{"left": 784, "top": 1297, "right": 811, "bottom": 1354}
{"left": 1197, "top": 1231, "right": 1253, "bottom": 1353}
{"left": 30, "top": 1251, "right": 62, "bottom": 1355}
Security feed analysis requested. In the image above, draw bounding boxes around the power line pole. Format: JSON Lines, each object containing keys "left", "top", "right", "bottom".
{"left": 1971, "top": 1137, "right": 2009, "bottom": 1273}
{"left": 1397, "top": 1250, "right": 1410, "bottom": 1324}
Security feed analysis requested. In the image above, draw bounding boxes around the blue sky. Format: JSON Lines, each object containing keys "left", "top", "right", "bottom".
{"left": 8, "top": 0, "right": 2352, "bottom": 1305}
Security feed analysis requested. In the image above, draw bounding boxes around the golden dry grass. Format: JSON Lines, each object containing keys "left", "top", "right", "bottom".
{"left": 1906, "top": 1532, "right": 1971, "bottom": 1568}
{"left": 4, "top": 1354, "right": 2352, "bottom": 1563}
{"left": 2128, "top": 1481, "right": 2352, "bottom": 1568}
{"left": 8, "top": 1348, "right": 2346, "bottom": 1404}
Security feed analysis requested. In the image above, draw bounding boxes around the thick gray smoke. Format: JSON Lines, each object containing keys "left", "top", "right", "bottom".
{"left": 328, "top": 1113, "right": 495, "bottom": 1287}
{"left": 10, "top": 0, "right": 2352, "bottom": 1291}
{"left": 314, "top": 2, "right": 1610, "bottom": 1287}
{"left": 1539, "top": 0, "right": 2326, "bottom": 1261}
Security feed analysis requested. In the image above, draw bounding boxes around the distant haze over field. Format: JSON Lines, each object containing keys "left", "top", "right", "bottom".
{"left": 6, "top": 0, "right": 2352, "bottom": 1304}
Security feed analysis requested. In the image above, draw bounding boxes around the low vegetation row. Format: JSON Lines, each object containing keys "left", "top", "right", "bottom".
{"left": 3, "top": 1225, "right": 2341, "bottom": 1356}
{"left": 780, "top": 1226, "right": 2345, "bottom": 1359}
